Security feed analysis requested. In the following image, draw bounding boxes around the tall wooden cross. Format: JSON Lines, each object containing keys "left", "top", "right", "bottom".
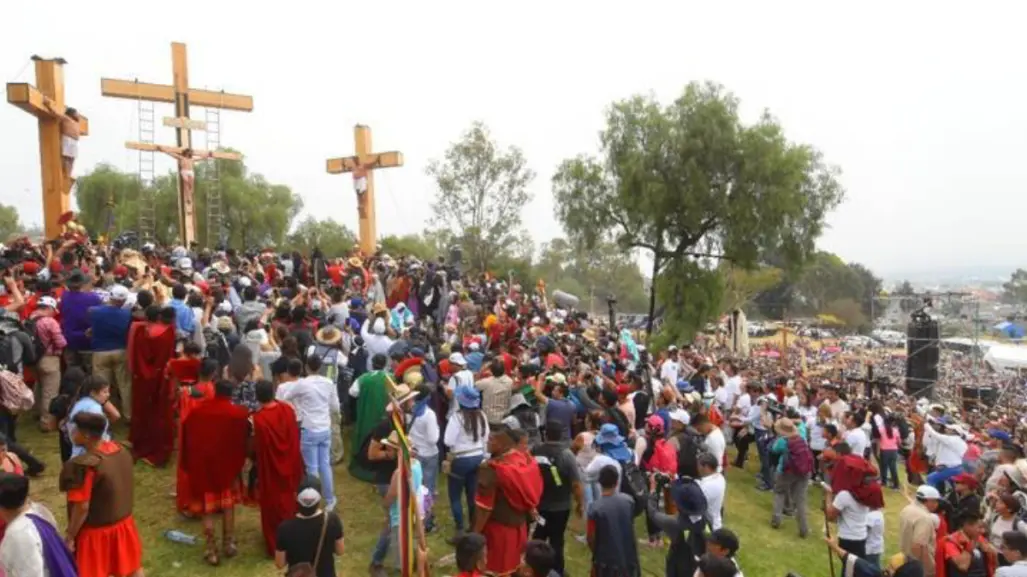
{"left": 326, "top": 125, "right": 403, "bottom": 255}
{"left": 100, "top": 41, "right": 253, "bottom": 246}
{"left": 6, "top": 56, "right": 89, "bottom": 239}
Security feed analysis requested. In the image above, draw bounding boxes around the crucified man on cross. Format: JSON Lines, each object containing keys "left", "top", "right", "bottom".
{"left": 155, "top": 145, "right": 214, "bottom": 212}
{"left": 43, "top": 99, "right": 81, "bottom": 187}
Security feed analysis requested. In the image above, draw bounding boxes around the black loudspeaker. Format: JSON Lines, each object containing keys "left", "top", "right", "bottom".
{"left": 906, "top": 315, "right": 939, "bottom": 399}
{"left": 960, "top": 386, "right": 998, "bottom": 411}
{"left": 448, "top": 245, "right": 463, "bottom": 265}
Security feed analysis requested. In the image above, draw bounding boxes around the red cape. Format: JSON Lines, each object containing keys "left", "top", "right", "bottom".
{"left": 252, "top": 402, "right": 303, "bottom": 556}
{"left": 490, "top": 449, "right": 544, "bottom": 512}
{"left": 128, "top": 322, "right": 177, "bottom": 466}
{"left": 181, "top": 397, "right": 250, "bottom": 495}
{"left": 176, "top": 381, "right": 214, "bottom": 514}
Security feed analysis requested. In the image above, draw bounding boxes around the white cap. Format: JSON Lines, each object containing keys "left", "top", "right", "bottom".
{"left": 38, "top": 296, "right": 58, "bottom": 309}
{"left": 109, "top": 285, "right": 131, "bottom": 302}
{"left": 668, "top": 409, "right": 690, "bottom": 425}
{"left": 915, "top": 485, "right": 941, "bottom": 501}
{"left": 237, "top": 276, "right": 252, "bottom": 288}
{"left": 178, "top": 257, "right": 193, "bottom": 271}
{"left": 372, "top": 317, "right": 386, "bottom": 335}
{"left": 450, "top": 352, "right": 468, "bottom": 366}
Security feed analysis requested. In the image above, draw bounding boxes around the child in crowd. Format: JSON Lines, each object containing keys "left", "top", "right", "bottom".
{"left": 865, "top": 505, "right": 885, "bottom": 567}
{"left": 706, "top": 528, "right": 743, "bottom": 577}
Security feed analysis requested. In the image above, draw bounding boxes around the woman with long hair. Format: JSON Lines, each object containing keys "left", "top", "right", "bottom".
{"left": 876, "top": 410, "right": 902, "bottom": 490}
{"left": 226, "top": 346, "right": 260, "bottom": 413}
{"left": 444, "top": 386, "right": 489, "bottom": 541}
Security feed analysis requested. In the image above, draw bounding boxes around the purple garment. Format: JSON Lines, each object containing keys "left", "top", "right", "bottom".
{"left": 59, "top": 290, "right": 103, "bottom": 351}
{"left": 27, "top": 513, "right": 79, "bottom": 577}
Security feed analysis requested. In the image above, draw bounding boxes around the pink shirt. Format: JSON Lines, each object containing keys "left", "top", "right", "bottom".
{"left": 876, "top": 423, "right": 900, "bottom": 451}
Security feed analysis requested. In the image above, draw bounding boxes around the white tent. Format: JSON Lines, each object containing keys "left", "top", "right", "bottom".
{"left": 983, "top": 345, "right": 1027, "bottom": 373}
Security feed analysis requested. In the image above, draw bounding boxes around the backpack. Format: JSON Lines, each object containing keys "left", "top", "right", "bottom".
{"left": 619, "top": 459, "right": 648, "bottom": 515}
{"left": 0, "top": 369, "right": 34, "bottom": 413}
{"left": 203, "top": 327, "right": 231, "bottom": 368}
{"left": 676, "top": 431, "right": 703, "bottom": 479}
{"left": 19, "top": 319, "right": 45, "bottom": 366}
{"left": 784, "top": 435, "right": 814, "bottom": 477}
{"left": 533, "top": 445, "right": 571, "bottom": 503}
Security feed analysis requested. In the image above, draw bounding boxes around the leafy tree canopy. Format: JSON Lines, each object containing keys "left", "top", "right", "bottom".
{"left": 428, "top": 122, "right": 535, "bottom": 273}
{"left": 552, "top": 81, "right": 845, "bottom": 339}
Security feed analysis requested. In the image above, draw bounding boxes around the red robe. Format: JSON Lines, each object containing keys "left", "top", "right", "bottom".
{"left": 127, "top": 322, "right": 177, "bottom": 466}
{"left": 252, "top": 402, "right": 303, "bottom": 556}
{"left": 176, "top": 381, "right": 215, "bottom": 514}
{"left": 181, "top": 397, "right": 250, "bottom": 496}
{"left": 477, "top": 450, "right": 543, "bottom": 576}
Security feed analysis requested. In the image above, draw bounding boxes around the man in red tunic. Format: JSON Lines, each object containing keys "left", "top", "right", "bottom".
{"left": 474, "top": 426, "right": 543, "bottom": 576}
{"left": 251, "top": 379, "right": 303, "bottom": 556}
{"left": 176, "top": 358, "right": 218, "bottom": 516}
{"left": 127, "top": 306, "right": 176, "bottom": 466}
{"left": 61, "top": 411, "right": 145, "bottom": 577}
{"left": 181, "top": 379, "right": 250, "bottom": 566}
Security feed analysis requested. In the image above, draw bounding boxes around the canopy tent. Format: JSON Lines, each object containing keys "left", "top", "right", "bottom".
{"left": 983, "top": 344, "right": 1027, "bottom": 373}
{"left": 993, "top": 321, "right": 1026, "bottom": 339}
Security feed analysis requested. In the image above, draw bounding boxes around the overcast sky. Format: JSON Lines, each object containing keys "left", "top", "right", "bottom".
{"left": 2, "top": 1, "right": 1024, "bottom": 279}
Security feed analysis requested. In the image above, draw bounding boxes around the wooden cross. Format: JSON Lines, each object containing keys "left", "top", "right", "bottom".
{"left": 100, "top": 41, "right": 253, "bottom": 247}
{"left": 6, "top": 56, "right": 89, "bottom": 239}
{"left": 326, "top": 125, "right": 403, "bottom": 255}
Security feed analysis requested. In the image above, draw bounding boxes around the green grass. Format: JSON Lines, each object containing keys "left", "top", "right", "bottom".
{"left": 18, "top": 424, "right": 906, "bottom": 577}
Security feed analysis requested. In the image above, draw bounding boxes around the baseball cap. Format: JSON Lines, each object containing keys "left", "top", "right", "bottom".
{"left": 952, "top": 472, "right": 978, "bottom": 487}
{"left": 38, "top": 296, "right": 58, "bottom": 309}
{"left": 668, "top": 409, "right": 690, "bottom": 426}
{"left": 915, "top": 485, "right": 941, "bottom": 501}
{"left": 109, "top": 285, "right": 130, "bottom": 302}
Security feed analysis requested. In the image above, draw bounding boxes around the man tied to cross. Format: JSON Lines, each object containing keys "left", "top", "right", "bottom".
{"left": 43, "top": 100, "right": 82, "bottom": 188}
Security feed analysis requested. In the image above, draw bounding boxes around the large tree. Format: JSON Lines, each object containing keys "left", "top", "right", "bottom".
{"left": 552, "top": 81, "right": 844, "bottom": 339}
{"left": 75, "top": 159, "right": 303, "bottom": 249}
{"left": 1003, "top": 270, "right": 1027, "bottom": 304}
{"left": 0, "top": 204, "right": 22, "bottom": 241}
{"left": 286, "top": 217, "right": 356, "bottom": 258}
{"left": 535, "top": 237, "right": 649, "bottom": 314}
{"left": 427, "top": 122, "right": 535, "bottom": 273}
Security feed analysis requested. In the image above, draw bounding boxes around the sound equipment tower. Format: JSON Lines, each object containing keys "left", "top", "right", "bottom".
{"left": 906, "top": 313, "right": 940, "bottom": 399}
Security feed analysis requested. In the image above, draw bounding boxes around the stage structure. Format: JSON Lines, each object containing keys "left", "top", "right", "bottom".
{"left": 100, "top": 42, "right": 253, "bottom": 247}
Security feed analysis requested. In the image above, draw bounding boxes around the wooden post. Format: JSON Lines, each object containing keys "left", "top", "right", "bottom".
{"left": 326, "top": 125, "right": 403, "bottom": 255}
{"left": 100, "top": 41, "right": 253, "bottom": 247}
{"left": 7, "top": 56, "right": 89, "bottom": 239}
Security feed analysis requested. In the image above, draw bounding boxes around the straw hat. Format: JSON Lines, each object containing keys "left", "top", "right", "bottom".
{"left": 315, "top": 325, "right": 342, "bottom": 346}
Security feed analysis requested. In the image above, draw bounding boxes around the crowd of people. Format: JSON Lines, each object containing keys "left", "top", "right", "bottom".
{"left": 0, "top": 229, "right": 1024, "bottom": 577}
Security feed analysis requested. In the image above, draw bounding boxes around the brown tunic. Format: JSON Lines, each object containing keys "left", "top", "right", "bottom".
{"left": 59, "top": 444, "right": 134, "bottom": 527}
{"left": 476, "top": 462, "right": 530, "bottom": 527}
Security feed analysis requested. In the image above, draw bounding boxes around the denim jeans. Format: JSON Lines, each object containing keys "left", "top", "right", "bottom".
{"left": 756, "top": 430, "right": 772, "bottom": 487}
{"left": 448, "top": 454, "right": 484, "bottom": 530}
{"left": 372, "top": 484, "right": 391, "bottom": 565}
{"left": 300, "top": 429, "right": 335, "bottom": 508}
{"left": 926, "top": 465, "right": 963, "bottom": 491}
{"left": 417, "top": 453, "right": 440, "bottom": 494}
{"left": 879, "top": 450, "right": 900, "bottom": 488}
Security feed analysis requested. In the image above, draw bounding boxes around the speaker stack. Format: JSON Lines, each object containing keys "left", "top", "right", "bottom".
{"left": 960, "top": 386, "right": 998, "bottom": 411}
{"left": 906, "top": 314, "right": 940, "bottom": 399}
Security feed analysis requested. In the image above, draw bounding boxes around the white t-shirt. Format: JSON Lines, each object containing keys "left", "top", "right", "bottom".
{"left": 833, "top": 490, "right": 869, "bottom": 541}
{"left": 0, "top": 505, "right": 58, "bottom": 577}
{"left": 699, "top": 472, "right": 726, "bottom": 530}
{"left": 725, "top": 375, "right": 743, "bottom": 405}
{"left": 443, "top": 412, "right": 489, "bottom": 457}
{"left": 660, "top": 360, "right": 680, "bottom": 384}
{"left": 734, "top": 392, "right": 752, "bottom": 414}
{"left": 279, "top": 375, "right": 339, "bottom": 432}
{"left": 866, "top": 509, "right": 885, "bottom": 554}
{"left": 845, "top": 428, "right": 870, "bottom": 458}
{"left": 446, "top": 370, "right": 475, "bottom": 417}
{"left": 703, "top": 428, "right": 727, "bottom": 473}
{"left": 990, "top": 516, "right": 1027, "bottom": 549}
{"left": 997, "top": 561, "right": 1027, "bottom": 577}
{"left": 584, "top": 454, "right": 622, "bottom": 486}
{"left": 714, "top": 386, "right": 732, "bottom": 413}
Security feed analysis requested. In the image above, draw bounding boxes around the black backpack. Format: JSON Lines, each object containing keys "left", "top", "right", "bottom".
{"left": 203, "top": 327, "right": 231, "bottom": 368}
{"left": 619, "top": 458, "right": 648, "bottom": 515}
{"left": 533, "top": 445, "right": 571, "bottom": 504}
{"left": 19, "top": 318, "right": 46, "bottom": 366}
{"left": 676, "top": 431, "right": 703, "bottom": 479}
